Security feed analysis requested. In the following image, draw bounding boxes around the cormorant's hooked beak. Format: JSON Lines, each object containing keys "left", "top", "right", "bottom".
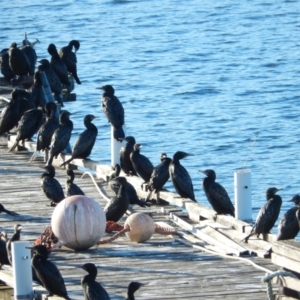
{"left": 185, "top": 153, "right": 194, "bottom": 156}
{"left": 95, "top": 87, "right": 104, "bottom": 90}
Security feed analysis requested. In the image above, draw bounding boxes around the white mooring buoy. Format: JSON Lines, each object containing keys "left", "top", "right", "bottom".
{"left": 12, "top": 241, "right": 33, "bottom": 300}
{"left": 234, "top": 169, "right": 252, "bottom": 223}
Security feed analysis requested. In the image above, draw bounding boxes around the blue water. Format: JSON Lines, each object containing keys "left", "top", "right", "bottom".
{"left": 1, "top": 0, "right": 300, "bottom": 234}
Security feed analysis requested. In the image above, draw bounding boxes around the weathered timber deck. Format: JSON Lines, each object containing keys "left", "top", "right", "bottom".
{"left": 0, "top": 135, "right": 279, "bottom": 299}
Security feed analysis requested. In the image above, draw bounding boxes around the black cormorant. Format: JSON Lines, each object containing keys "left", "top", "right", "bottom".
{"left": 126, "top": 282, "right": 144, "bottom": 300}
{"left": 0, "top": 232, "right": 10, "bottom": 268}
{"left": 109, "top": 174, "right": 150, "bottom": 208}
{"left": 65, "top": 169, "right": 85, "bottom": 196}
{"left": 106, "top": 164, "right": 148, "bottom": 206}
{"left": 0, "top": 203, "right": 19, "bottom": 216}
{"left": 47, "top": 43, "right": 70, "bottom": 87}
{"left": 6, "top": 224, "right": 22, "bottom": 265}
{"left": 98, "top": 85, "right": 125, "bottom": 141}
{"left": 146, "top": 153, "right": 172, "bottom": 203}
{"left": 242, "top": 187, "right": 282, "bottom": 243}
{"left": 0, "top": 92, "right": 20, "bottom": 136}
{"left": 9, "top": 108, "right": 43, "bottom": 152}
{"left": 41, "top": 165, "right": 65, "bottom": 206}
{"left": 58, "top": 40, "right": 81, "bottom": 84}
{"left": 169, "top": 151, "right": 196, "bottom": 201}
{"left": 14, "top": 88, "right": 34, "bottom": 107}
{"left": 81, "top": 263, "right": 111, "bottom": 300}
{"left": 0, "top": 48, "right": 15, "bottom": 81}
{"left": 130, "top": 144, "right": 154, "bottom": 185}
{"left": 32, "top": 102, "right": 58, "bottom": 160}
{"left": 13, "top": 88, "right": 36, "bottom": 119}
{"left": 8, "top": 42, "right": 30, "bottom": 76}
{"left": 38, "top": 59, "right": 63, "bottom": 107}
{"left": 119, "top": 136, "right": 137, "bottom": 176}
{"left": 46, "top": 110, "right": 73, "bottom": 166}
{"left": 104, "top": 177, "right": 130, "bottom": 222}
{"left": 0, "top": 88, "right": 34, "bottom": 136}
{"left": 106, "top": 163, "right": 121, "bottom": 182}
{"left": 200, "top": 169, "right": 235, "bottom": 217}
{"left": 21, "top": 44, "right": 37, "bottom": 76}
{"left": 276, "top": 194, "right": 300, "bottom": 241}
{"left": 28, "top": 71, "right": 47, "bottom": 108}
{"left": 30, "top": 245, "right": 70, "bottom": 300}
{"left": 0, "top": 232, "right": 8, "bottom": 263}
{"left": 60, "top": 114, "right": 98, "bottom": 167}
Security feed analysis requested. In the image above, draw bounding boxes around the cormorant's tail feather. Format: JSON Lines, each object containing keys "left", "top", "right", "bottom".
{"left": 241, "top": 232, "right": 252, "bottom": 243}
{"left": 113, "top": 126, "right": 125, "bottom": 142}
{"left": 8, "top": 140, "right": 19, "bottom": 152}
{"left": 60, "top": 157, "right": 73, "bottom": 167}
{"left": 4, "top": 209, "right": 19, "bottom": 216}
{"left": 46, "top": 155, "right": 54, "bottom": 166}
{"left": 73, "top": 73, "right": 81, "bottom": 84}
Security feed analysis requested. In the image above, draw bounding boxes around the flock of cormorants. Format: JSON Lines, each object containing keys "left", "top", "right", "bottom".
{"left": 0, "top": 36, "right": 300, "bottom": 299}
{"left": 0, "top": 38, "right": 145, "bottom": 299}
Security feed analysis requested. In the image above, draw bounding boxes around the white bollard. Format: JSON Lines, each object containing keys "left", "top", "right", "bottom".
{"left": 111, "top": 126, "right": 125, "bottom": 166}
{"left": 12, "top": 241, "right": 33, "bottom": 300}
{"left": 234, "top": 169, "right": 252, "bottom": 222}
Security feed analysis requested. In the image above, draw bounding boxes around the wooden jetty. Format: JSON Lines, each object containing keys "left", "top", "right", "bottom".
{"left": 0, "top": 79, "right": 300, "bottom": 299}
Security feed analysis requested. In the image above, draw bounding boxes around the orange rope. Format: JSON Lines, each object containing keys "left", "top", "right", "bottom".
{"left": 155, "top": 225, "right": 178, "bottom": 235}
{"left": 97, "top": 226, "right": 130, "bottom": 245}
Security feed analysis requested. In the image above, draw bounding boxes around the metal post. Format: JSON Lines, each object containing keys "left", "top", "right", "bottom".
{"left": 12, "top": 241, "right": 33, "bottom": 300}
{"left": 234, "top": 169, "right": 252, "bottom": 222}
{"left": 111, "top": 126, "right": 124, "bottom": 166}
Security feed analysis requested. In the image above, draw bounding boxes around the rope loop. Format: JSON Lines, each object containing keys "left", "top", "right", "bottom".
{"left": 262, "top": 270, "right": 299, "bottom": 300}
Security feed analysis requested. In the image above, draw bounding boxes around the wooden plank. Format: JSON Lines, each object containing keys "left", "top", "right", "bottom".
{"left": 0, "top": 270, "right": 14, "bottom": 288}
{"left": 200, "top": 226, "right": 249, "bottom": 256}
{"left": 217, "top": 227, "right": 273, "bottom": 253}
{"left": 272, "top": 241, "right": 300, "bottom": 262}
{"left": 272, "top": 253, "right": 300, "bottom": 274}
{"left": 169, "top": 213, "right": 247, "bottom": 256}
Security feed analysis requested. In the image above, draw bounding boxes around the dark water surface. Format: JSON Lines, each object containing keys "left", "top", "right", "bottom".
{"left": 1, "top": 0, "right": 300, "bottom": 233}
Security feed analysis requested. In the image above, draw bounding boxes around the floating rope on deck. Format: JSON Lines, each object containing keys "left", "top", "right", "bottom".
{"left": 262, "top": 270, "right": 300, "bottom": 300}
